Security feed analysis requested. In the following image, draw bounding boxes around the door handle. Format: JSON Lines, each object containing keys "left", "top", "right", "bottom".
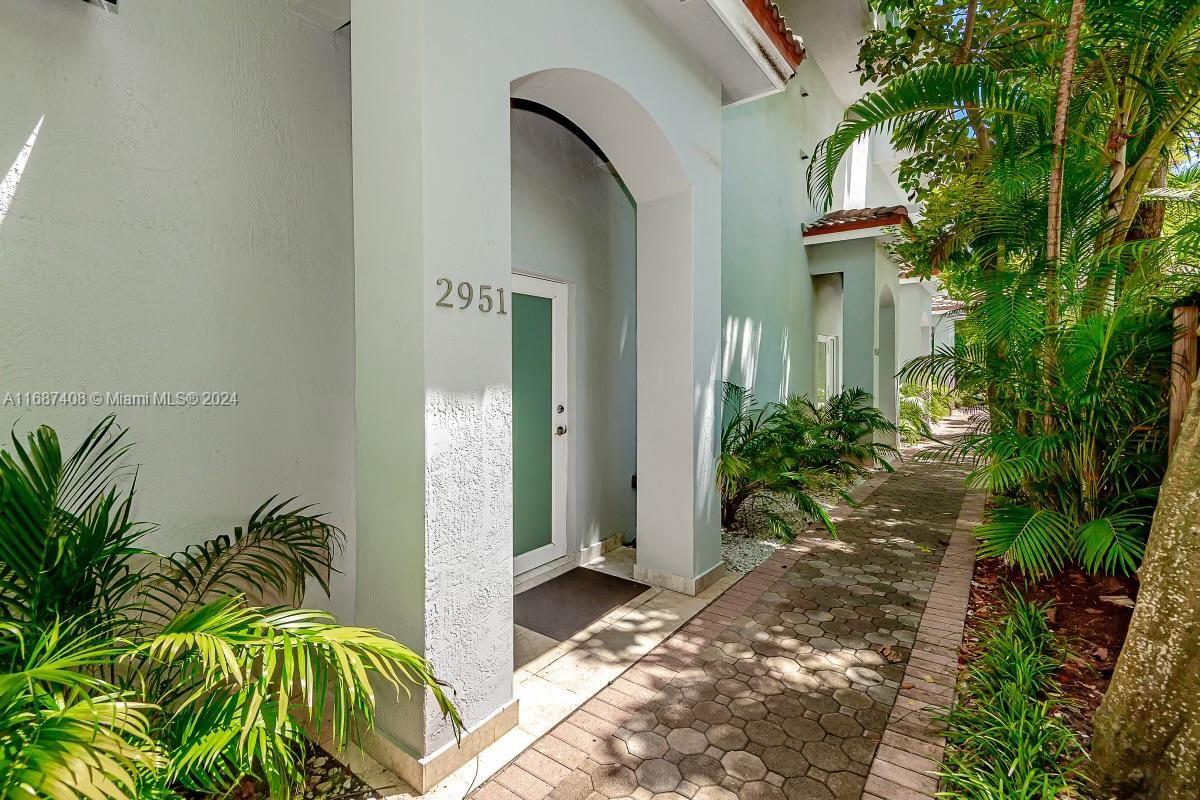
{"left": 555, "top": 426, "right": 567, "bottom": 436}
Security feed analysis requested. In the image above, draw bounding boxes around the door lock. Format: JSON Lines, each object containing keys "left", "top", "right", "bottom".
{"left": 556, "top": 404, "right": 565, "bottom": 413}
{"left": 555, "top": 426, "right": 567, "bottom": 436}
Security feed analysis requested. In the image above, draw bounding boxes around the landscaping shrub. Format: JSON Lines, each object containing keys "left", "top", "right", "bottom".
{"left": 899, "top": 383, "right": 935, "bottom": 443}
{"left": 718, "top": 383, "right": 897, "bottom": 539}
{"left": 939, "top": 593, "right": 1087, "bottom": 799}
{"left": 928, "top": 383, "right": 953, "bottom": 420}
{"left": 0, "top": 418, "right": 461, "bottom": 800}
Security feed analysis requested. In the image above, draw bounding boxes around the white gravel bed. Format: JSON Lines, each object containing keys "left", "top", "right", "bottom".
{"left": 721, "top": 531, "right": 783, "bottom": 573}
{"left": 721, "top": 474, "right": 872, "bottom": 574}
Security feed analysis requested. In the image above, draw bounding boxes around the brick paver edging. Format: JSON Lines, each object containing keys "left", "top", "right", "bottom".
{"left": 475, "top": 472, "right": 896, "bottom": 800}
{"left": 861, "top": 488, "right": 985, "bottom": 800}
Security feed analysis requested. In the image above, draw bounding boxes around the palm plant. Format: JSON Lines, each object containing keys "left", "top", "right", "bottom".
{"left": 898, "top": 390, "right": 935, "bottom": 444}
{"left": 717, "top": 383, "right": 897, "bottom": 539}
{"left": 809, "top": 0, "right": 1200, "bottom": 577}
{"left": 718, "top": 383, "right": 836, "bottom": 538}
{"left": 901, "top": 241, "right": 1186, "bottom": 576}
{"left": 801, "top": 387, "right": 900, "bottom": 466}
{"left": 827, "top": 1, "right": 1200, "bottom": 791}
{"left": 0, "top": 417, "right": 461, "bottom": 800}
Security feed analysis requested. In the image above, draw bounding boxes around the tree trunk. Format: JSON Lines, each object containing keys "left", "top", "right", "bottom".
{"left": 1127, "top": 160, "right": 1168, "bottom": 242}
{"left": 722, "top": 495, "right": 744, "bottom": 530}
{"left": 955, "top": 0, "right": 991, "bottom": 156}
{"left": 1042, "top": 0, "right": 1085, "bottom": 435}
{"left": 1045, "top": 0, "right": 1086, "bottom": 327}
{"left": 1092, "top": 376, "right": 1200, "bottom": 799}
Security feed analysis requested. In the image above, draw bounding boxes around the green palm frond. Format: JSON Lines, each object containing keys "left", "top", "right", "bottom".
{"left": 0, "top": 418, "right": 461, "bottom": 799}
{"left": 164, "top": 688, "right": 304, "bottom": 798}
{"left": 899, "top": 395, "right": 934, "bottom": 444}
{"left": 1075, "top": 514, "right": 1147, "bottom": 576}
{"left": 136, "top": 595, "right": 461, "bottom": 796}
{"left": 976, "top": 504, "right": 1074, "bottom": 579}
{"left": 139, "top": 497, "right": 344, "bottom": 620}
{"left": 0, "top": 695, "right": 160, "bottom": 800}
{"left": 808, "top": 64, "right": 1042, "bottom": 209}
{"left": 0, "top": 416, "right": 147, "bottom": 627}
{"left": 718, "top": 383, "right": 897, "bottom": 539}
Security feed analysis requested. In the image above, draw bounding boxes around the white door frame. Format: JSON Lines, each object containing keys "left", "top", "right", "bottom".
{"left": 817, "top": 334, "right": 840, "bottom": 405}
{"left": 512, "top": 272, "right": 570, "bottom": 576}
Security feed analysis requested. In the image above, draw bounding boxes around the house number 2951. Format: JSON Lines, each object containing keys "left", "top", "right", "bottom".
{"left": 435, "top": 278, "right": 508, "bottom": 315}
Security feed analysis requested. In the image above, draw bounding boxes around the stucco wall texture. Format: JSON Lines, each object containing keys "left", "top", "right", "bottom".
{"left": 898, "top": 281, "right": 934, "bottom": 373}
{"left": 719, "top": 44, "right": 856, "bottom": 405}
{"left": 352, "top": 0, "right": 725, "bottom": 756}
{"left": 0, "top": 1, "right": 357, "bottom": 621}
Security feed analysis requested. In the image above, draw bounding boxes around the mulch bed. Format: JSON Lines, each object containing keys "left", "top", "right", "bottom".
{"left": 231, "top": 744, "right": 382, "bottom": 800}
{"left": 961, "top": 556, "right": 1138, "bottom": 745}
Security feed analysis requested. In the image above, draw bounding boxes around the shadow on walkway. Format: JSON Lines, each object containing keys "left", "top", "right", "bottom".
{"left": 472, "top": 415, "right": 975, "bottom": 800}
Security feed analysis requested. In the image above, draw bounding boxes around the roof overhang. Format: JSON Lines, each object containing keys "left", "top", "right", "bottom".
{"left": 802, "top": 223, "right": 903, "bottom": 247}
{"left": 900, "top": 275, "right": 942, "bottom": 294}
{"left": 803, "top": 205, "right": 909, "bottom": 246}
{"left": 640, "top": 0, "right": 805, "bottom": 106}
{"left": 286, "top": 0, "right": 803, "bottom": 109}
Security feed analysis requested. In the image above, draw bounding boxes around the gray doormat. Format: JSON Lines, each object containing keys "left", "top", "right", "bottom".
{"left": 514, "top": 567, "right": 649, "bottom": 641}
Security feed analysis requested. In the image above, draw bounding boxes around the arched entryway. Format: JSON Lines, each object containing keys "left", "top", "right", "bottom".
{"left": 509, "top": 68, "right": 722, "bottom": 595}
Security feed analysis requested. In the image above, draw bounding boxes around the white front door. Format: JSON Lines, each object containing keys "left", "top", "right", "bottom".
{"left": 512, "top": 272, "right": 569, "bottom": 575}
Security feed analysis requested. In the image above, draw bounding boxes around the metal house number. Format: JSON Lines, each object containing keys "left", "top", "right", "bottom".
{"left": 434, "top": 278, "right": 508, "bottom": 315}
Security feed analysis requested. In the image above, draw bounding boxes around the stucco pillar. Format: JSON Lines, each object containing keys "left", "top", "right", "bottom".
{"left": 633, "top": 191, "right": 723, "bottom": 596}
{"left": 840, "top": 257, "right": 878, "bottom": 397}
{"left": 351, "top": 1, "right": 516, "bottom": 790}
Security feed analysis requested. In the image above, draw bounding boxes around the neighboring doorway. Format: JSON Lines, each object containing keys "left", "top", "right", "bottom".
{"left": 816, "top": 334, "right": 840, "bottom": 407}
{"left": 512, "top": 272, "right": 569, "bottom": 575}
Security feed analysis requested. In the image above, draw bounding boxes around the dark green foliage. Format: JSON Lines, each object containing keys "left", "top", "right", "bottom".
{"left": 717, "top": 383, "right": 897, "bottom": 539}
{"left": 900, "top": 382, "right": 947, "bottom": 443}
{"left": 0, "top": 418, "right": 461, "bottom": 800}
{"left": 906, "top": 277, "right": 1177, "bottom": 577}
{"left": 939, "top": 593, "right": 1087, "bottom": 799}
{"left": 813, "top": 0, "right": 1200, "bottom": 578}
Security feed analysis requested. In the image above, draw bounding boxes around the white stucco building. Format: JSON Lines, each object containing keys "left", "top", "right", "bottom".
{"left": 896, "top": 275, "right": 962, "bottom": 381}
{"left": 1, "top": 0, "right": 922, "bottom": 790}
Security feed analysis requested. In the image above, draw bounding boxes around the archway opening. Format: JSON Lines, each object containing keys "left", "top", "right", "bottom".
{"left": 508, "top": 68, "right": 716, "bottom": 601}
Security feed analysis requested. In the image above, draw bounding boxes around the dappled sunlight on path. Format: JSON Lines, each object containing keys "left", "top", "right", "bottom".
{"left": 470, "top": 418, "right": 973, "bottom": 800}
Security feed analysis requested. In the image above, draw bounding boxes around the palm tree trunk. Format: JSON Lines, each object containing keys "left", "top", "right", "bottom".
{"left": 1045, "top": 0, "right": 1086, "bottom": 326}
{"left": 1092, "top": 375, "right": 1200, "bottom": 799}
{"left": 954, "top": 0, "right": 978, "bottom": 64}
{"left": 1043, "top": 0, "right": 1085, "bottom": 436}
{"left": 955, "top": 0, "right": 991, "bottom": 155}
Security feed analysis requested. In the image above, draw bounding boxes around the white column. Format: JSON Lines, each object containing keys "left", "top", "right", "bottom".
{"left": 634, "top": 189, "right": 723, "bottom": 594}
{"left": 351, "top": 1, "right": 515, "bottom": 784}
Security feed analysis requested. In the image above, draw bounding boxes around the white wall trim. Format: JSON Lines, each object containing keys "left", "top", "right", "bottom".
{"left": 802, "top": 226, "right": 901, "bottom": 247}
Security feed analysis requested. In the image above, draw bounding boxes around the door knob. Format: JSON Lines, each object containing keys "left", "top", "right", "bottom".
{"left": 555, "top": 426, "right": 567, "bottom": 436}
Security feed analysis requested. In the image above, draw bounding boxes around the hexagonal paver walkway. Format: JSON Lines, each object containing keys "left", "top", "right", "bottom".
{"left": 473, "top": 452, "right": 971, "bottom": 800}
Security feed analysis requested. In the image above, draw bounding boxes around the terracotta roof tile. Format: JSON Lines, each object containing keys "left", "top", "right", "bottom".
{"left": 743, "top": 0, "right": 806, "bottom": 69}
{"left": 803, "top": 206, "right": 910, "bottom": 236}
{"left": 931, "top": 295, "right": 964, "bottom": 314}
